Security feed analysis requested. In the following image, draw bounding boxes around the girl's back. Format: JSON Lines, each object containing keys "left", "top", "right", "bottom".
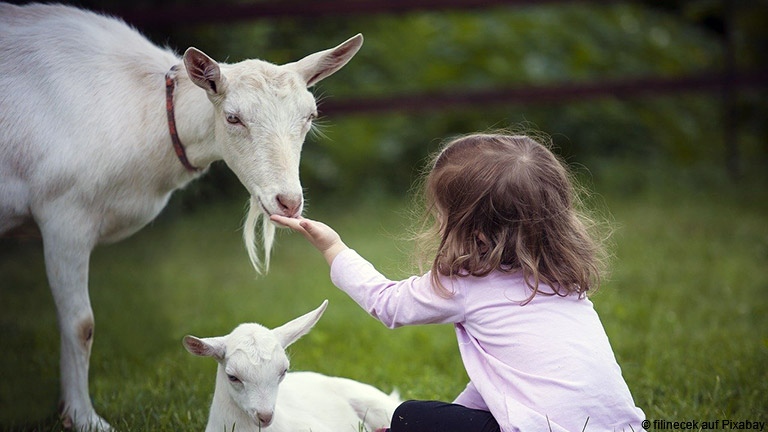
{"left": 457, "top": 271, "right": 643, "bottom": 431}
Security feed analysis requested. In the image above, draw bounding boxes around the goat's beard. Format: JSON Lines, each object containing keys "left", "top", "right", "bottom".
{"left": 243, "top": 195, "right": 276, "bottom": 274}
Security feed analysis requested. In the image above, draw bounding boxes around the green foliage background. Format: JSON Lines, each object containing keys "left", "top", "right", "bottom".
{"left": 134, "top": 1, "right": 768, "bottom": 203}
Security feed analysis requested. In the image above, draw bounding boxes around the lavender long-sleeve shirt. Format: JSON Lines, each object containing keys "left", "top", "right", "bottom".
{"left": 330, "top": 249, "right": 645, "bottom": 432}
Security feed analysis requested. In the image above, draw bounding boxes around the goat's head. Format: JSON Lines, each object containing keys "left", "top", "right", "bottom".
{"left": 182, "top": 35, "right": 363, "bottom": 273}
{"left": 183, "top": 300, "right": 328, "bottom": 428}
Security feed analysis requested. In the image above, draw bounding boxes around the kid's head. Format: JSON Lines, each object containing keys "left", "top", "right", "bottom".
{"left": 422, "top": 133, "right": 604, "bottom": 301}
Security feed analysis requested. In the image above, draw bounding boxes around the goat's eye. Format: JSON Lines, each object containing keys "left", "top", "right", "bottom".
{"left": 227, "top": 374, "right": 241, "bottom": 383}
{"left": 307, "top": 112, "right": 317, "bottom": 122}
{"left": 226, "top": 114, "right": 242, "bottom": 125}
{"left": 279, "top": 369, "right": 287, "bottom": 380}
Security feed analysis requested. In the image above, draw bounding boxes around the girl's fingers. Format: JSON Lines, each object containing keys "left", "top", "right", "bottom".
{"left": 271, "top": 215, "right": 319, "bottom": 241}
{"left": 299, "top": 220, "right": 325, "bottom": 242}
{"left": 269, "top": 214, "right": 286, "bottom": 225}
{"left": 270, "top": 214, "right": 299, "bottom": 229}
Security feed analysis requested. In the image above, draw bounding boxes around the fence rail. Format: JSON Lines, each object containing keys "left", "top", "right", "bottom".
{"left": 318, "top": 70, "right": 768, "bottom": 115}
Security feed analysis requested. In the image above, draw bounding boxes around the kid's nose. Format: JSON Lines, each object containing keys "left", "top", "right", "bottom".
{"left": 276, "top": 193, "right": 302, "bottom": 217}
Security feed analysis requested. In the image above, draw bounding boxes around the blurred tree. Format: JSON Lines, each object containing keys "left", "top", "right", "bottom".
{"left": 6, "top": 0, "right": 765, "bottom": 202}
{"left": 160, "top": 2, "right": 739, "bottom": 200}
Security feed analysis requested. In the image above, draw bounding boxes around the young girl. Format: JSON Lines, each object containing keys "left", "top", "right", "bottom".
{"left": 272, "top": 133, "right": 645, "bottom": 432}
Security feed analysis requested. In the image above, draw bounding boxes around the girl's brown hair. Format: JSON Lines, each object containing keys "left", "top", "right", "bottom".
{"left": 416, "top": 133, "right": 606, "bottom": 303}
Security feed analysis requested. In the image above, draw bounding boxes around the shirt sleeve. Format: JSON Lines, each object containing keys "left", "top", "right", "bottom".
{"left": 453, "top": 381, "right": 489, "bottom": 411}
{"left": 330, "top": 249, "right": 465, "bottom": 328}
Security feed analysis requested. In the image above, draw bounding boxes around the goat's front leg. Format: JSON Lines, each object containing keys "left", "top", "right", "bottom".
{"left": 41, "top": 221, "right": 112, "bottom": 431}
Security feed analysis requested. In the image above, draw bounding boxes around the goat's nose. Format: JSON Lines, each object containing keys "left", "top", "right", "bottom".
{"left": 276, "top": 193, "right": 302, "bottom": 217}
{"left": 257, "top": 412, "right": 273, "bottom": 425}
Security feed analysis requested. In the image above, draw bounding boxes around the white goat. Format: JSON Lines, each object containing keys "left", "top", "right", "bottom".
{"left": 0, "top": 3, "right": 362, "bottom": 430}
{"left": 184, "top": 300, "right": 399, "bottom": 432}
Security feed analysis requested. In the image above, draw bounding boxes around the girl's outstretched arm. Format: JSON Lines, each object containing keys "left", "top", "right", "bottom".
{"left": 270, "top": 215, "right": 349, "bottom": 265}
{"left": 271, "top": 214, "right": 465, "bottom": 328}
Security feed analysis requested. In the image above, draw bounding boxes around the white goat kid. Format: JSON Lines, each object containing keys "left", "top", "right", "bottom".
{"left": 0, "top": 3, "right": 362, "bottom": 430}
{"left": 184, "top": 301, "right": 399, "bottom": 432}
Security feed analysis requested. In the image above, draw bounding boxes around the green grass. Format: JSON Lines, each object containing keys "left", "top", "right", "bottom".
{"left": 1, "top": 175, "right": 767, "bottom": 430}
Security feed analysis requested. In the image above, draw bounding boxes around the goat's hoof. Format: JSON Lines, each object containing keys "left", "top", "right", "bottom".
{"left": 60, "top": 413, "right": 73, "bottom": 429}
{"left": 59, "top": 408, "right": 114, "bottom": 432}
{"left": 82, "top": 413, "right": 115, "bottom": 432}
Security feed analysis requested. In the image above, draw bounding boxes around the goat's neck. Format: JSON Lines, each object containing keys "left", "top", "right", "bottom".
{"left": 165, "top": 70, "right": 220, "bottom": 183}
{"left": 206, "top": 367, "right": 259, "bottom": 432}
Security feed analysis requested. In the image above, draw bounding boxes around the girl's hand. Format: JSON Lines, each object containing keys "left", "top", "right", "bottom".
{"left": 270, "top": 215, "right": 349, "bottom": 265}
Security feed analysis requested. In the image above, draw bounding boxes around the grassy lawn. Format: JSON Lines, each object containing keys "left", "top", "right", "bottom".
{"left": 1, "top": 174, "right": 766, "bottom": 430}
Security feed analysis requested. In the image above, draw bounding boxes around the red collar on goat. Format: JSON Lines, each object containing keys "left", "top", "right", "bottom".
{"left": 165, "top": 66, "right": 200, "bottom": 173}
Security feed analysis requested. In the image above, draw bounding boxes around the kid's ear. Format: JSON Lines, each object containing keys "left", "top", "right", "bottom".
{"left": 183, "top": 47, "right": 226, "bottom": 95}
{"left": 183, "top": 335, "right": 226, "bottom": 361}
{"left": 272, "top": 300, "right": 329, "bottom": 348}
{"left": 287, "top": 34, "right": 363, "bottom": 87}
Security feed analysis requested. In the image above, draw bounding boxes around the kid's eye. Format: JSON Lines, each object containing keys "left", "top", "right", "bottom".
{"left": 279, "top": 369, "right": 287, "bottom": 380}
{"left": 227, "top": 374, "right": 241, "bottom": 383}
{"left": 226, "top": 114, "right": 242, "bottom": 125}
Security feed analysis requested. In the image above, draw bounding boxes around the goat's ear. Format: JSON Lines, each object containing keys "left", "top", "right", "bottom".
{"left": 183, "top": 335, "right": 226, "bottom": 361}
{"left": 183, "top": 48, "right": 226, "bottom": 95}
{"left": 288, "top": 34, "right": 363, "bottom": 87}
{"left": 273, "top": 300, "right": 329, "bottom": 348}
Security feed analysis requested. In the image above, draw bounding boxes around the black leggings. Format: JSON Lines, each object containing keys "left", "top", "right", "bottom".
{"left": 388, "top": 400, "right": 500, "bottom": 432}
